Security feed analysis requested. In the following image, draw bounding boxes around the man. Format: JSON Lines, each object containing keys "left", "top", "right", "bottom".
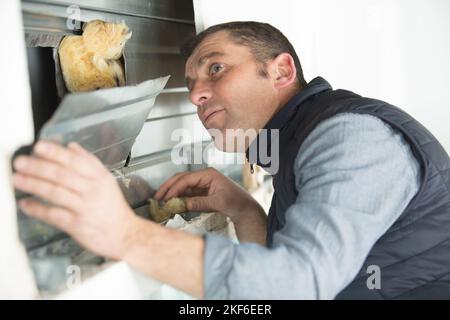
{"left": 13, "top": 22, "right": 450, "bottom": 299}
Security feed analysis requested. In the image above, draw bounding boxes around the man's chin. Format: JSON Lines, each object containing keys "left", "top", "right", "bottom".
{"left": 208, "top": 128, "right": 249, "bottom": 153}
{"left": 212, "top": 140, "right": 240, "bottom": 153}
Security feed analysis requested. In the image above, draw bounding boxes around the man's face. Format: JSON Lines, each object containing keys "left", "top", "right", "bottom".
{"left": 185, "top": 31, "right": 278, "bottom": 152}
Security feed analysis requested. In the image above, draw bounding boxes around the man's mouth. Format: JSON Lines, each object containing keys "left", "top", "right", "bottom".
{"left": 203, "top": 108, "right": 225, "bottom": 125}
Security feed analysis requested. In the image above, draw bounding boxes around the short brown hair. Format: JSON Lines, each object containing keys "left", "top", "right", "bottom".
{"left": 181, "top": 21, "right": 307, "bottom": 88}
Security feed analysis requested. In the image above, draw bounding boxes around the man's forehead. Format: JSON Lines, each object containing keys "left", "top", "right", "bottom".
{"left": 185, "top": 33, "right": 249, "bottom": 75}
{"left": 188, "top": 36, "right": 229, "bottom": 65}
{"left": 185, "top": 42, "right": 228, "bottom": 81}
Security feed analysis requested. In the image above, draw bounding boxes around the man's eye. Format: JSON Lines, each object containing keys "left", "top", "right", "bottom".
{"left": 209, "top": 63, "right": 224, "bottom": 75}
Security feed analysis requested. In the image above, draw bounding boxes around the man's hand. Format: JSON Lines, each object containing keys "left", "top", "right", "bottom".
{"left": 12, "top": 141, "right": 137, "bottom": 260}
{"left": 154, "top": 167, "right": 267, "bottom": 244}
{"left": 12, "top": 141, "right": 206, "bottom": 297}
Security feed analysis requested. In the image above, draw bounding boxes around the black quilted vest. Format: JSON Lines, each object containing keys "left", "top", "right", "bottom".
{"left": 246, "top": 77, "right": 450, "bottom": 299}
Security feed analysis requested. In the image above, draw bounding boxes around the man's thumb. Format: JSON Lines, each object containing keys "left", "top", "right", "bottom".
{"left": 185, "top": 196, "right": 215, "bottom": 212}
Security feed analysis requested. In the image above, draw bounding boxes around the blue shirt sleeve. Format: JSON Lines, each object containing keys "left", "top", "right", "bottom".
{"left": 203, "top": 113, "right": 422, "bottom": 299}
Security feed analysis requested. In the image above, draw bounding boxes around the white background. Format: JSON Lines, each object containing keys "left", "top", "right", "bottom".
{"left": 194, "top": 0, "right": 450, "bottom": 153}
{"left": 0, "top": 0, "right": 37, "bottom": 299}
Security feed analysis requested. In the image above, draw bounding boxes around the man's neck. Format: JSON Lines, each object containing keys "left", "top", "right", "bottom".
{"left": 244, "top": 84, "right": 303, "bottom": 151}
{"left": 273, "top": 84, "right": 303, "bottom": 120}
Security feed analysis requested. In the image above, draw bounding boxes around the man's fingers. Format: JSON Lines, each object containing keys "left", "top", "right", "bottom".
{"left": 163, "top": 173, "right": 210, "bottom": 201}
{"left": 182, "top": 187, "right": 208, "bottom": 197}
{"left": 19, "top": 199, "right": 76, "bottom": 232}
{"left": 33, "top": 141, "right": 98, "bottom": 178}
{"left": 155, "top": 168, "right": 217, "bottom": 200}
{"left": 13, "top": 155, "right": 89, "bottom": 195}
{"left": 184, "top": 196, "right": 216, "bottom": 212}
{"left": 13, "top": 173, "right": 82, "bottom": 212}
{"left": 154, "top": 172, "right": 187, "bottom": 200}
{"left": 68, "top": 142, "right": 103, "bottom": 168}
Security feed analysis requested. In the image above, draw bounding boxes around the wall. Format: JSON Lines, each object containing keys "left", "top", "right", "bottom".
{"left": 0, "top": 0, "right": 38, "bottom": 299}
{"left": 194, "top": 0, "right": 450, "bottom": 153}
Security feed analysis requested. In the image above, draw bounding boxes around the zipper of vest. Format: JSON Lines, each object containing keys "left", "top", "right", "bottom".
{"left": 246, "top": 153, "right": 255, "bottom": 174}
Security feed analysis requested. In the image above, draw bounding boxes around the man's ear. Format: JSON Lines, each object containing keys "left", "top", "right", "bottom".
{"left": 270, "top": 53, "right": 297, "bottom": 89}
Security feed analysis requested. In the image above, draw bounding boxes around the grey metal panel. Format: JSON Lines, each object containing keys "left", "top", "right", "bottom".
{"left": 148, "top": 91, "right": 196, "bottom": 119}
{"left": 39, "top": 77, "right": 169, "bottom": 170}
{"left": 25, "top": 0, "right": 194, "bottom": 23}
{"left": 131, "top": 114, "right": 209, "bottom": 158}
{"left": 124, "top": 52, "right": 187, "bottom": 88}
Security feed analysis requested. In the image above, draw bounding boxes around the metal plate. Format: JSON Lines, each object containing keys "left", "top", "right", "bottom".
{"left": 24, "top": 0, "right": 194, "bottom": 23}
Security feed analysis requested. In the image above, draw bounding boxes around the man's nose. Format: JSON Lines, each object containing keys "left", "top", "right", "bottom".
{"left": 189, "top": 81, "right": 212, "bottom": 107}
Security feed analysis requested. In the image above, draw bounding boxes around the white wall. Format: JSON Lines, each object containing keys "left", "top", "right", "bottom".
{"left": 194, "top": 0, "right": 450, "bottom": 152}
{"left": 0, "top": 0, "right": 37, "bottom": 298}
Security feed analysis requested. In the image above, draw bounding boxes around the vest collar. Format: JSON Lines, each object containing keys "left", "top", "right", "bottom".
{"left": 245, "top": 77, "right": 332, "bottom": 171}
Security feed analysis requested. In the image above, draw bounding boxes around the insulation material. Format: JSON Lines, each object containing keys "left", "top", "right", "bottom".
{"left": 58, "top": 20, "right": 132, "bottom": 93}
